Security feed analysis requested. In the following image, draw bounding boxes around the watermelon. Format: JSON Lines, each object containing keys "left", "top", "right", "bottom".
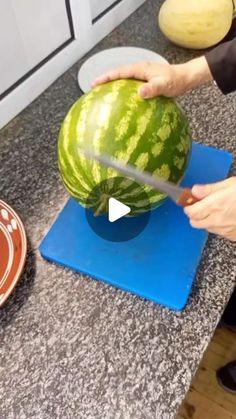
{"left": 58, "top": 79, "right": 191, "bottom": 216}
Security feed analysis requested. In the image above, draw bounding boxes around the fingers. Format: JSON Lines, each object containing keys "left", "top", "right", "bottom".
{"left": 184, "top": 194, "right": 213, "bottom": 221}
{"left": 92, "top": 62, "right": 149, "bottom": 87}
{"left": 139, "top": 77, "right": 169, "bottom": 98}
{"left": 91, "top": 61, "right": 178, "bottom": 98}
{"left": 189, "top": 215, "right": 214, "bottom": 229}
{"left": 189, "top": 214, "right": 228, "bottom": 234}
{"left": 192, "top": 177, "right": 236, "bottom": 199}
{"left": 185, "top": 178, "right": 236, "bottom": 221}
{"left": 189, "top": 220, "right": 236, "bottom": 241}
{"left": 184, "top": 177, "right": 236, "bottom": 241}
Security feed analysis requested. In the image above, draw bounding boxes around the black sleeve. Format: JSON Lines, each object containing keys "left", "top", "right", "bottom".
{"left": 205, "top": 38, "right": 236, "bottom": 94}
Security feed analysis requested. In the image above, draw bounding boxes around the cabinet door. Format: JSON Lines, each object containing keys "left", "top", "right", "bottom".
{"left": 0, "top": 0, "right": 146, "bottom": 129}
{"left": 90, "top": 0, "right": 117, "bottom": 20}
{"left": 0, "top": 0, "right": 71, "bottom": 97}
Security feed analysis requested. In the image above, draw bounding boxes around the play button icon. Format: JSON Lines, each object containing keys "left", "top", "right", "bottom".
{"left": 85, "top": 177, "right": 151, "bottom": 242}
{"left": 108, "top": 198, "right": 131, "bottom": 222}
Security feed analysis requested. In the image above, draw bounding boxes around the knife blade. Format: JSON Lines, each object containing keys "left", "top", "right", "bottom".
{"left": 81, "top": 147, "right": 199, "bottom": 206}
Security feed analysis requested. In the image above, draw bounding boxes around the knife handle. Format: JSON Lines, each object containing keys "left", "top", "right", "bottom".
{"left": 177, "top": 188, "right": 200, "bottom": 207}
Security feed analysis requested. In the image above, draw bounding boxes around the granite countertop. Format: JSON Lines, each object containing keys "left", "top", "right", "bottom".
{"left": 0, "top": 1, "right": 236, "bottom": 418}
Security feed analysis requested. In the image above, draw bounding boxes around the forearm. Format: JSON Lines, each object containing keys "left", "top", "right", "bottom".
{"left": 172, "top": 37, "right": 236, "bottom": 95}
{"left": 93, "top": 39, "right": 236, "bottom": 98}
{"left": 172, "top": 57, "right": 213, "bottom": 92}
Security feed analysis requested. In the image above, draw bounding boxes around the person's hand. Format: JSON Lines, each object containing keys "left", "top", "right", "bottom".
{"left": 184, "top": 177, "right": 236, "bottom": 241}
{"left": 92, "top": 56, "right": 213, "bottom": 98}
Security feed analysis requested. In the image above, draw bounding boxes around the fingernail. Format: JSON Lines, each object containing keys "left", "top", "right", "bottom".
{"left": 139, "top": 87, "right": 148, "bottom": 98}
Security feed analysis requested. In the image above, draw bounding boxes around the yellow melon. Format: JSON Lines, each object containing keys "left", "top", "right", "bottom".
{"left": 158, "top": 0, "right": 234, "bottom": 49}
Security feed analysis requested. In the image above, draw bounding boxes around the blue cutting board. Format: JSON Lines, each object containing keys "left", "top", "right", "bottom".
{"left": 39, "top": 142, "right": 233, "bottom": 310}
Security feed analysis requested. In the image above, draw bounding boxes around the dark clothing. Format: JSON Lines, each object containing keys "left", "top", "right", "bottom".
{"left": 217, "top": 360, "right": 236, "bottom": 394}
{"left": 206, "top": 36, "right": 236, "bottom": 321}
{"left": 205, "top": 37, "right": 236, "bottom": 327}
{"left": 205, "top": 38, "right": 236, "bottom": 94}
{"left": 205, "top": 34, "right": 236, "bottom": 391}
{"left": 222, "top": 288, "right": 236, "bottom": 327}
{"left": 218, "top": 290, "right": 236, "bottom": 393}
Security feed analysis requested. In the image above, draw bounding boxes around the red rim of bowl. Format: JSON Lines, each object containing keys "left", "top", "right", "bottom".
{"left": 0, "top": 200, "right": 27, "bottom": 307}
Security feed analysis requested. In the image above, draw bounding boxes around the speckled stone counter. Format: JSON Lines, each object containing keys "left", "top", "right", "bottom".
{"left": 0, "top": 1, "right": 236, "bottom": 418}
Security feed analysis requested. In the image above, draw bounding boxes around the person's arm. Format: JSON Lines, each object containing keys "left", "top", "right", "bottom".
{"left": 93, "top": 38, "right": 236, "bottom": 98}
{"left": 205, "top": 38, "right": 236, "bottom": 94}
{"left": 92, "top": 43, "right": 236, "bottom": 241}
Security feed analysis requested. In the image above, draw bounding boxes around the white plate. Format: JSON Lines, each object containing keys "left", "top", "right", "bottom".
{"left": 78, "top": 47, "right": 168, "bottom": 93}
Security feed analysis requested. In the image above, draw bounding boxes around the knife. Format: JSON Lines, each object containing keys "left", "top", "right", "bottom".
{"left": 81, "top": 148, "right": 199, "bottom": 206}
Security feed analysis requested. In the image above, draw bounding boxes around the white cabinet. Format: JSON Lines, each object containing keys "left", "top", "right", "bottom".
{"left": 0, "top": 0, "right": 71, "bottom": 97}
{"left": 90, "top": 0, "right": 116, "bottom": 20}
{"left": 0, "top": 0, "right": 146, "bottom": 129}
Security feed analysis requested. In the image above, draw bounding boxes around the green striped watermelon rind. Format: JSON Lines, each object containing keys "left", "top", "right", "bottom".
{"left": 58, "top": 79, "right": 192, "bottom": 216}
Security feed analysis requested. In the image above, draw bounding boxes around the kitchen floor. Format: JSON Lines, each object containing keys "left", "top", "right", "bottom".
{"left": 177, "top": 328, "right": 236, "bottom": 419}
